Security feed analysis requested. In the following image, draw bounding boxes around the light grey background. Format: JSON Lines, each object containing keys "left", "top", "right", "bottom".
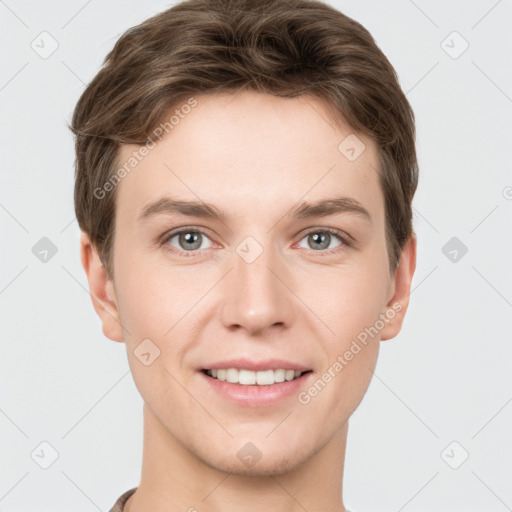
{"left": 1, "top": 1, "right": 511, "bottom": 511}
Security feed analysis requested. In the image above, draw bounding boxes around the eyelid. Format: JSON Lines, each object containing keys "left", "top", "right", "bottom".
{"left": 298, "top": 226, "right": 353, "bottom": 244}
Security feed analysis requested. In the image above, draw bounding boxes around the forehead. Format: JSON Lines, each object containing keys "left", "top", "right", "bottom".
{"left": 114, "top": 90, "right": 384, "bottom": 226}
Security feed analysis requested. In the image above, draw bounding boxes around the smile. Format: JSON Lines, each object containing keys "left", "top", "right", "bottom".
{"left": 203, "top": 368, "right": 311, "bottom": 386}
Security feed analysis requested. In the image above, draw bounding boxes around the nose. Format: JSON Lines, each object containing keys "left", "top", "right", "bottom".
{"left": 219, "top": 241, "right": 296, "bottom": 336}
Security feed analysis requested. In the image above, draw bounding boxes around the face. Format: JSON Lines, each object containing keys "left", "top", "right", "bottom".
{"left": 83, "top": 90, "right": 415, "bottom": 476}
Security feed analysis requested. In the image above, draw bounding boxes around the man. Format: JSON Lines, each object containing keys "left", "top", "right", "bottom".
{"left": 70, "top": 1, "right": 418, "bottom": 510}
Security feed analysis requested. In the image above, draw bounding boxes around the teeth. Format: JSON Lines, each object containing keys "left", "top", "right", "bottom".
{"left": 239, "top": 369, "right": 256, "bottom": 385}
{"left": 226, "top": 368, "right": 239, "bottom": 383}
{"left": 256, "top": 370, "right": 274, "bottom": 385}
{"left": 206, "top": 368, "right": 306, "bottom": 385}
{"left": 274, "top": 369, "right": 285, "bottom": 383}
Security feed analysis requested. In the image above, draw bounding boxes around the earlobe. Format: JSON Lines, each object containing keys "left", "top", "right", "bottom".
{"left": 380, "top": 235, "right": 417, "bottom": 341}
{"left": 80, "top": 231, "right": 125, "bottom": 342}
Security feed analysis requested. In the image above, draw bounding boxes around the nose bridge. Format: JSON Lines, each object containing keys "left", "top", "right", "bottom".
{"left": 219, "top": 235, "right": 294, "bottom": 334}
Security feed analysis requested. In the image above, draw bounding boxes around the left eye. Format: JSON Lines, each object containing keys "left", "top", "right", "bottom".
{"left": 297, "top": 230, "right": 344, "bottom": 251}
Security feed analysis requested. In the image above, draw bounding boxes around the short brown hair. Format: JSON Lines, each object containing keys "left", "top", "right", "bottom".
{"left": 70, "top": 0, "right": 418, "bottom": 279}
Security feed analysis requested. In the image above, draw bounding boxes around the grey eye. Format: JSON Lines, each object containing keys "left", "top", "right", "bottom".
{"left": 298, "top": 231, "right": 342, "bottom": 251}
{"left": 168, "top": 230, "right": 212, "bottom": 251}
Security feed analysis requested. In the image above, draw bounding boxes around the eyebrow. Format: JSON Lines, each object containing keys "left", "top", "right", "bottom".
{"left": 288, "top": 197, "right": 371, "bottom": 222}
{"left": 137, "top": 196, "right": 372, "bottom": 223}
{"left": 138, "top": 198, "right": 226, "bottom": 222}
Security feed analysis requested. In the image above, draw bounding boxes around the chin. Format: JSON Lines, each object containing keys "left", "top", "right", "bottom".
{"left": 201, "top": 441, "right": 313, "bottom": 477}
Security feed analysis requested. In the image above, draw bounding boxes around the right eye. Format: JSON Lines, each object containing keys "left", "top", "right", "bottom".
{"left": 161, "top": 228, "right": 214, "bottom": 257}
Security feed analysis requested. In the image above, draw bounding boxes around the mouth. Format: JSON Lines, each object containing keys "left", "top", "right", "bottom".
{"left": 201, "top": 368, "right": 313, "bottom": 386}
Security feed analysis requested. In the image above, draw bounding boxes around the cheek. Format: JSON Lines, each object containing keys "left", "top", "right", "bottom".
{"left": 114, "top": 258, "right": 211, "bottom": 390}
{"left": 312, "top": 266, "right": 389, "bottom": 343}
{"left": 307, "top": 263, "right": 386, "bottom": 405}
{"left": 114, "top": 255, "right": 197, "bottom": 336}
{"left": 115, "top": 267, "right": 190, "bottom": 410}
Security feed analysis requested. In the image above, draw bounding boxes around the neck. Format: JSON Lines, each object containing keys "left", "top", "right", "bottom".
{"left": 125, "top": 403, "right": 349, "bottom": 512}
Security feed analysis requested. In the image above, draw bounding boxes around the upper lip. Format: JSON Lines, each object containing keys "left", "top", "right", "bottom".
{"left": 201, "top": 358, "right": 311, "bottom": 372}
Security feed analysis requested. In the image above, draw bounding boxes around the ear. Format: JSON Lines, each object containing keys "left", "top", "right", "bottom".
{"left": 80, "top": 231, "right": 125, "bottom": 342}
{"left": 380, "top": 234, "right": 417, "bottom": 341}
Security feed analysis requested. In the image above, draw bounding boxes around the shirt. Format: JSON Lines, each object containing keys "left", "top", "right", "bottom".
{"left": 109, "top": 488, "right": 137, "bottom": 512}
{"left": 109, "top": 488, "right": 354, "bottom": 512}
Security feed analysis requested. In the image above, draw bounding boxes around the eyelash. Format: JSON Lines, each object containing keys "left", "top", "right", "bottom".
{"left": 159, "top": 226, "right": 353, "bottom": 258}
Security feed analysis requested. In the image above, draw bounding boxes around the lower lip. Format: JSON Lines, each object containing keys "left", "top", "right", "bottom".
{"left": 199, "top": 371, "right": 312, "bottom": 407}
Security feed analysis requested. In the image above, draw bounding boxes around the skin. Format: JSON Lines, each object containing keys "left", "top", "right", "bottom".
{"left": 80, "top": 90, "right": 416, "bottom": 512}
